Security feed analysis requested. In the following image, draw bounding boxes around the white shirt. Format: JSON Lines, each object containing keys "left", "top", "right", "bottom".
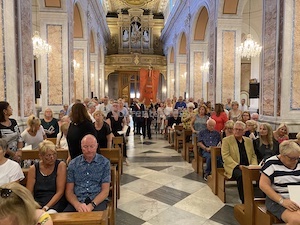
{"left": 97, "top": 103, "right": 112, "bottom": 117}
{"left": 239, "top": 104, "right": 248, "bottom": 112}
{"left": 56, "top": 132, "right": 68, "bottom": 149}
{"left": 0, "top": 159, "right": 24, "bottom": 186}
{"left": 21, "top": 125, "right": 45, "bottom": 150}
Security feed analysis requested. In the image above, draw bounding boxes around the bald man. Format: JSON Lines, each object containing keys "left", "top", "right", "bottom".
{"left": 64, "top": 134, "right": 110, "bottom": 212}
{"left": 197, "top": 119, "right": 221, "bottom": 180}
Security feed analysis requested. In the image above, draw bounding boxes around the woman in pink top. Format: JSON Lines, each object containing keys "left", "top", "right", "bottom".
{"left": 211, "top": 103, "right": 228, "bottom": 133}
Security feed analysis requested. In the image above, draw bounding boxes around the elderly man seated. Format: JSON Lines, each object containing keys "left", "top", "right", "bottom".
{"left": 64, "top": 134, "right": 110, "bottom": 212}
{"left": 222, "top": 121, "right": 257, "bottom": 203}
{"left": 197, "top": 119, "right": 221, "bottom": 181}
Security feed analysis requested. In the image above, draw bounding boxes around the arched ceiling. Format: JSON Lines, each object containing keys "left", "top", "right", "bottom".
{"left": 104, "top": 0, "right": 168, "bottom": 14}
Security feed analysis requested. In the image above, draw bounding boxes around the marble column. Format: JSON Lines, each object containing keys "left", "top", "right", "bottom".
{"left": 260, "top": 0, "right": 300, "bottom": 132}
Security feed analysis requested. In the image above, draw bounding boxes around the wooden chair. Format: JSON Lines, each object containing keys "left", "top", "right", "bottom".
{"left": 50, "top": 211, "right": 108, "bottom": 225}
{"left": 207, "top": 147, "right": 221, "bottom": 194}
{"left": 101, "top": 148, "right": 122, "bottom": 199}
{"left": 234, "top": 166, "right": 283, "bottom": 225}
{"left": 112, "top": 136, "right": 124, "bottom": 174}
{"left": 108, "top": 165, "right": 117, "bottom": 225}
{"left": 181, "top": 129, "right": 192, "bottom": 161}
{"left": 174, "top": 125, "right": 184, "bottom": 152}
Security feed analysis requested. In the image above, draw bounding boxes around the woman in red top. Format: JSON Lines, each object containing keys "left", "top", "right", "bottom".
{"left": 211, "top": 103, "right": 228, "bottom": 133}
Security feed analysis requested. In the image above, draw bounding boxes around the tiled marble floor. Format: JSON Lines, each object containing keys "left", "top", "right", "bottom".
{"left": 116, "top": 134, "right": 240, "bottom": 225}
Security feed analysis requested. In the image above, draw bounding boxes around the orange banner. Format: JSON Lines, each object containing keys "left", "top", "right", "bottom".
{"left": 139, "top": 68, "right": 159, "bottom": 105}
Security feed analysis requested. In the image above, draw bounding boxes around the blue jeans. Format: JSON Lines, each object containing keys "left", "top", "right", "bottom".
{"left": 201, "top": 150, "right": 223, "bottom": 175}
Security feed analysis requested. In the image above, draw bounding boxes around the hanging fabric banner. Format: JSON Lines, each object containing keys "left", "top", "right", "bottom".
{"left": 139, "top": 68, "right": 160, "bottom": 105}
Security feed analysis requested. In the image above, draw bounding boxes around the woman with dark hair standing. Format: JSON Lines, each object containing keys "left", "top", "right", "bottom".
{"left": 0, "top": 101, "right": 23, "bottom": 162}
{"left": 66, "top": 103, "right": 97, "bottom": 160}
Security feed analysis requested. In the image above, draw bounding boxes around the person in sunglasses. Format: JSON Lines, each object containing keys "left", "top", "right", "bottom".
{"left": 260, "top": 140, "right": 300, "bottom": 225}
{"left": 0, "top": 182, "right": 53, "bottom": 225}
{"left": 0, "top": 139, "right": 24, "bottom": 186}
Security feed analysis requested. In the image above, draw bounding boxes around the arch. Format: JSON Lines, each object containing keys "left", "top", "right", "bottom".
{"left": 44, "top": 0, "right": 61, "bottom": 8}
{"left": 194, "top": 7, "right": 209, "bottom": 41}
{"left": 169, "top": 47, "right": 174, "bottom": 63}
{"left": 90, "top": 31, "right": 95, "bottom": 53}
{"left": 178, "top": 33, "right": 187, "bottom": 55}
{"left": 74, "top": 3, "right": 83, "bottom": 38}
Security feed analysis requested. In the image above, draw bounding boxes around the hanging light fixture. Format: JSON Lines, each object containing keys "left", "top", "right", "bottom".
{"left": 200, "top": 61, "right": 210, "bottom": 73}
{"left": 236, "top": 0, "right": 262, "bottom": 59}
{"left": 32, "top": 31, "right": 52, "bottom": 58}
{"left": 32, "top": 8, "right": 52, "bottom": 58}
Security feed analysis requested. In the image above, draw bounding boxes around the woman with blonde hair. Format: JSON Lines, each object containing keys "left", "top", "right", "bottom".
{"left": 41, "top": 108, "right": 59, "bottom": 138}
{"left": 273, "top": 123, "right": 289, "bottom": 144}
{"left": 21, "top": 115, "right": 46, "bottom": 150}
{"left": 228, "top": 101, "right": 242, "bottom": 122}
{"left": 93, "top": 110, "right": 112, "bottom": 149}
{"left": 253, "top": 123, "right": 277, "bottom": 163}
{"left": 244, "top": 119, "right": 258, "bottom": 139}
{"left": 0, "top": 182, "right": 53, "bottom": 225}
{"left": 221, "top": 120, "right": 234, "bottom": 140}
{"left": 26, "top": 140, "right": 67, "bottom": 213}
{"left": 260, "top": 141, "right": 300, "bottom": 225}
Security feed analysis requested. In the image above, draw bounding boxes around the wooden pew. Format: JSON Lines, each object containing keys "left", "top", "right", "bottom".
{"left": 174, "top": 125, "right": 184, "bottom": 152}
{"left": 21, "top": 149, "right": 69, "bottom": 161}
{"left": 181, "top": 129, "right": 192, "bottom": 161}
{"left": 112, "top": 136, "right": 124, "bottom": 174}
{"left": 186, "top": 135, "right": 197, "bottom": 163}
{"left": 207, "top": 147, "right": 221, "bottom": 194}
{"left": 100, "top": 148, "right": 122, "bottom": 200}
{"left": 108, "top": 166, "right": 117, "bottom": 225}
{"left": 234, "top": 166, "right": 283, "bottom": 225}
{"left": 192, "top": 144, "right": 206, "bottom": 177}
{"left": 51, "top": 211, "right": 108, "bottom": 225}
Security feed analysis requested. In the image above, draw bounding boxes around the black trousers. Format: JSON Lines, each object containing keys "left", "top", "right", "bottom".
{"left": 232, "top": 166, "right": 244, "bottom": 203}
{"left": 63, "top": 200, "right": 107, "bottom": 212}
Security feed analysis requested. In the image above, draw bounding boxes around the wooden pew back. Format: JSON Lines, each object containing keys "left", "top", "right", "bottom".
{"left": 21, "top": 149, "right": 69, "bottom": 161}
{"left": 181, "top": 129, "right": 192, "bottom": 161}
{"left": 207, "top": 147, "right": 221, "bottom": 194}
{"left": 50, "top": 211, "right": 108, "bottom": 225}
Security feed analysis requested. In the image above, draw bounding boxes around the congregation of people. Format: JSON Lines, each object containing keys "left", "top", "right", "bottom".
{"left": 1, "top": 96, "right": 300, "bottom": 225}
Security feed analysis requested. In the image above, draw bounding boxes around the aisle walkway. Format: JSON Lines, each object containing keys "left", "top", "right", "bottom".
{"left": 116, "top": 134, "right": 240, "bottom": 225}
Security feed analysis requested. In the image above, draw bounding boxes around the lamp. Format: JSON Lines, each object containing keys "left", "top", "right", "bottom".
{"left": 236, "top": 0, "right": 262, "bottom": 59}
{"left": 32, "top": 8, "right": 52, "bottom": 58}
{"left": 73, "top": 59, "right": 80, "bottom": 69}
{"left": 200, "top": 61, "right": 210, "bottom": 73}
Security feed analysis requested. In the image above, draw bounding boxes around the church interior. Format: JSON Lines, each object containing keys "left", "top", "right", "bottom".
{"left": 0, "top": 0, "right": 300, "bottom": 224}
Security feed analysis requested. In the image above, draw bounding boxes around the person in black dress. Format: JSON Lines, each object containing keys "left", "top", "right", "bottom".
{"left": 106, "top": 101, "right": 129, "bottom": 164}
{"left": 93, "top": 110, "right": 112, "bottom": 150}
{"left": 66, "top": 103, "right": 97, "bottom": 162}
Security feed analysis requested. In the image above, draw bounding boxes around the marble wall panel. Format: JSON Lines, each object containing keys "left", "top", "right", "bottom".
{"left": 21, "top": 0, "right": 34, "bottom": 116}
{"left": 90, "top": 61, "right": 95, "bottom": 93}
{"left": 179, "top": 63, "right": 186, "bottom": 97}
{"left": 194, "top": 52, "right": 203, "bottom": 100}
{"left": 68, "top": 0, "right": 74, "bottom": 102}
{"left": 47, "top": 25, "right": 63, "bottom": 105}
{"left": 291, "top": 0, "right": 300, "bottom": 109}
{"left": 169, "top": 69, "right": 174, "bottom": 98}
{"left": 241, "top": 63, "right": 250, "bottom": 93}
{"left": 74, "top": 49, "right": 84, "bottom": 101}
{"left": 262, "top": 0, "right": 277, "bottom": 116}
{"left": 222, "top": 31, "right": 235, "bottom": 104}
{"left": 0, "top": 0, "right": 5, "bottom": 100}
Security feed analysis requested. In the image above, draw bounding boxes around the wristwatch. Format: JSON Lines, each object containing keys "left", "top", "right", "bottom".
{"left": 91, "top": 201, "right": 97, "bottom": 208}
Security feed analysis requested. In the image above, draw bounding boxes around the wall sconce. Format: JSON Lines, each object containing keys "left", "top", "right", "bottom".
{"left": 73, "top": 59, "right": 80, "bottom": 69}
{"left": 91, "top": 73, "right": 94, "bottom": 78}
{"left": 171, "top": 78, "right": 175, "bottom": 83}
{"left": 200, "top": 61, "right": 210, "bottom": 73}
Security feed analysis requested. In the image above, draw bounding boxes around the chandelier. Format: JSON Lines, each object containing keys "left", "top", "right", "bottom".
{"left": 200, "top": 61, "right": 210, "bottom": 73}
{"left": 32, "top": 31, "right": 52, "bottom": 58}
{"left": 236, "top": 0, "right": 262, "bottom": 59}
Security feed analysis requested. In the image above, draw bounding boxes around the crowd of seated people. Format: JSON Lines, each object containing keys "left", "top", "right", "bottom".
{"left": 1, "top": 96, "right": 300, "bottom": 224}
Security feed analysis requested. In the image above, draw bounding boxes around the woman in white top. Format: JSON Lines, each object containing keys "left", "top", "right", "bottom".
{"left": 56, "top": 122, "right": 69, "bottom": 149}
{"left": 0, "top": 139, "right": 24, "bottom": 186}
{"left": 21, "top": 115, "right": 46, "bottom": 150}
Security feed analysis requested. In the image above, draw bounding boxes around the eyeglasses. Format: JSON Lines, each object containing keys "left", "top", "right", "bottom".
{"left": 44, "top": 153, "right": 57, "bottom": 159}
{"left": 284, "top": 155, "right": 299, "bottom": 161}
{"left": 0, "top": 188, "right": 12, "bottom": 198}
